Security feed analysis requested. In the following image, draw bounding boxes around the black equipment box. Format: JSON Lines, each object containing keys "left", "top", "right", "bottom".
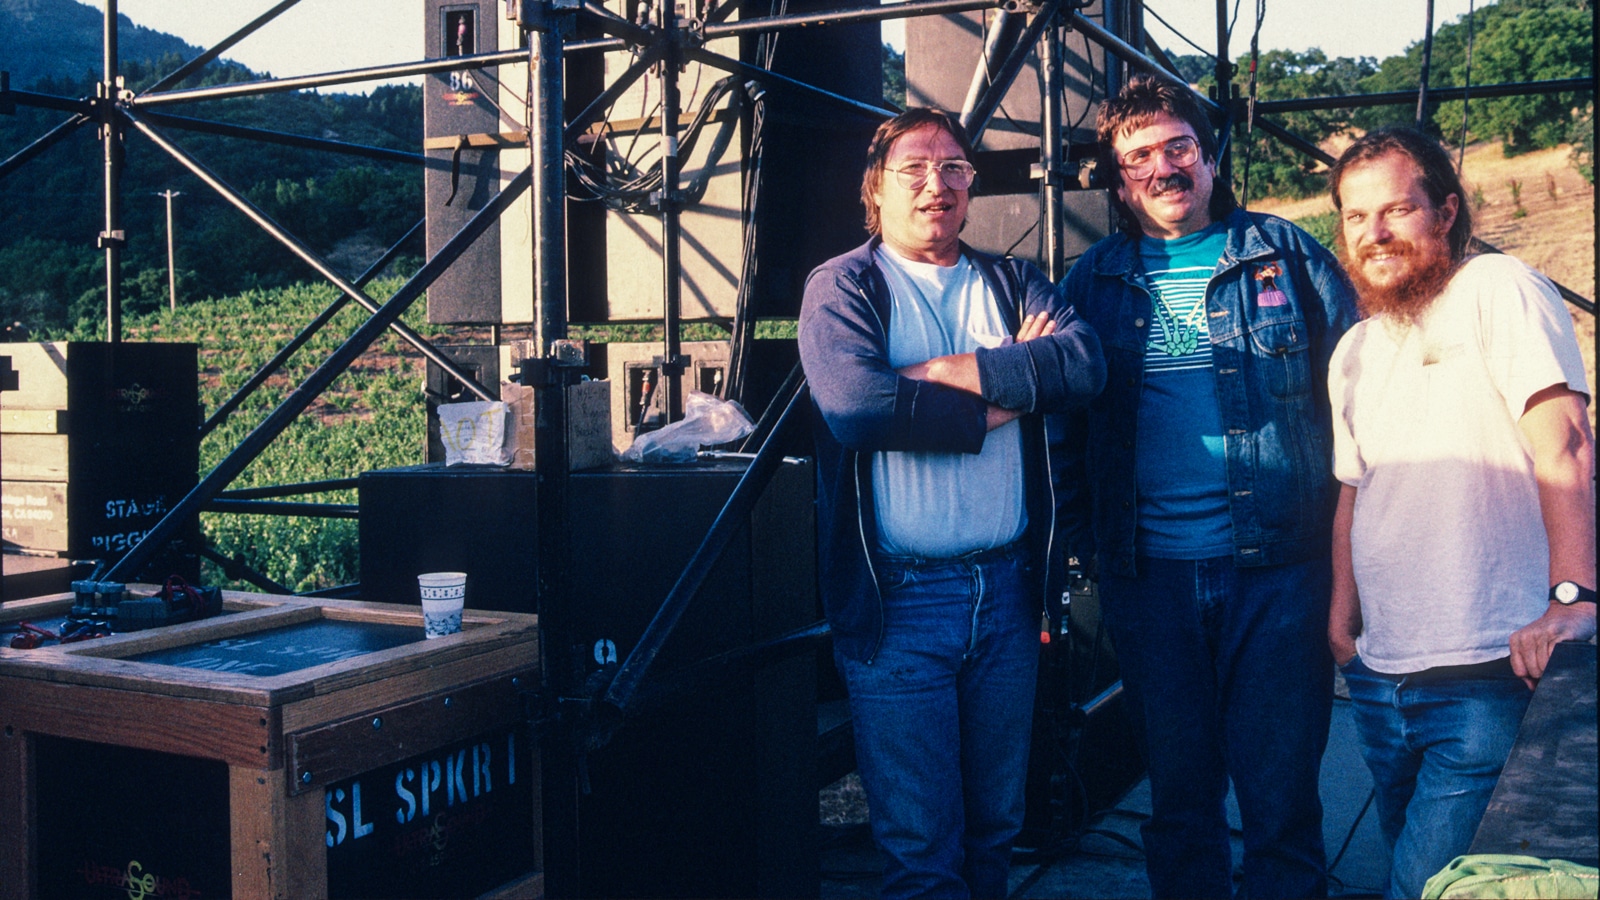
{"left": 0, "top": 341, "right": 199, "bottom": 590}
{"left": 358, "top": 458, "right": 820, "bottom": 898}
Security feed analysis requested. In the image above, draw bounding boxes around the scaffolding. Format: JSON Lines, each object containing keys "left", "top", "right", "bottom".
{"left": 0, "top": 3, "right": 1593, "bottom": 882}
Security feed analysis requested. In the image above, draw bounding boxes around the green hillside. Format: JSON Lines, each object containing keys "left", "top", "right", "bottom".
{"left": 55, "top": 276, "right": 440, "bottom": 592}
{"left": 0, "top": 0, "right": 200, "bottom": 88}
{"left": 0, "top": 0, "right": 424, "bottom": 338}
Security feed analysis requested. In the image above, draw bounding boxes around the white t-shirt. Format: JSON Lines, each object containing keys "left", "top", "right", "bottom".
{"left": 1329, "top": 254, "right": 1590, "bottom": 673}
{"left": 870, "top": 247, "right": 1027, "bottom": 559}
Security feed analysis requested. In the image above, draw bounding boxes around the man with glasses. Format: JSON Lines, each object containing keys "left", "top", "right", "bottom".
{"left": 799, "top": 107, "right": 1104, "bottom": 899}
{"left": 1055, "top": 76, "right": 1358, "bottom": 898}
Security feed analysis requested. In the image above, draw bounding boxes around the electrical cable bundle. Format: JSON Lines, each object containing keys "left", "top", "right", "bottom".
{"left": 568, "top": 75, "right": 744, "bottom": 213}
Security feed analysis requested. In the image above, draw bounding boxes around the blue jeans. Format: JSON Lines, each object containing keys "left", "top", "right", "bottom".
{"left": 1098, "top": 555, "right": 1332, "bottom": 900}
{"left": 835, "top": 543, "right": 1039, "bottom": 900}
{"left": 1339, "top": 655, "right": 1531, "bottom": 899}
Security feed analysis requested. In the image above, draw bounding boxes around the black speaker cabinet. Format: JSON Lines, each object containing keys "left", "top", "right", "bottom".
{"left": 358, "top": 459, "right": 819, "bottom": 898}
{"left": 903, "top": 1, "right": 1129, "bottom": 271}
{"left": 423, "top": 0, "right": 504, "bottom": 324}
{"left": 0, "top": 341, "right": 199, "bottom": 585}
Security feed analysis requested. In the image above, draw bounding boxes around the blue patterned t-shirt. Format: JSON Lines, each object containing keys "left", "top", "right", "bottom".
{"left": 1135, "top": 224, "right": 1232, "bottom": 558}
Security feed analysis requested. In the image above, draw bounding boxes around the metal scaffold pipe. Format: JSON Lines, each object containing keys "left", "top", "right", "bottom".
{"left": 125, "top": 111, "right": 494, "bottom": 402}
{"left": 1040, "top": 13, "right": 1066, "bottom": 282}
{"left": 659, "top": 9, "right": 685, "bottom": 424}
{"left": 100, "top": 0, "right": 122, "bottom": 342}
{"left": 100, "top": 167, "right": 534, "bottom": 585}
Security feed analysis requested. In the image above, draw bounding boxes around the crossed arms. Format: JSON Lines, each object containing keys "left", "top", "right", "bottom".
{"left": 799, "top": 256, "right": 1105, "bottom": 456}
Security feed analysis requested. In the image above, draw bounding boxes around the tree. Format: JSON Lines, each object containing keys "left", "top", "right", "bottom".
{"left": 1168, "top": 54, "right": 1214, "bottom": 86}
{"left": 1357, "top": 0, "right": 1593, "bottom": 157}
{"left": 884, "top": 43, "right": 906, "bottom": 110}
{"left": 1570, "top": 103, "right": 1594, "bottom": 183}
{"left": 1433, "top": 5, "right": 1593, "bottom": 154}
{"left": 0, "top": 55, "right": 423, "bottom": 334}
{"left": 1207, "top": 49, "right": 1378, "bottom": 200}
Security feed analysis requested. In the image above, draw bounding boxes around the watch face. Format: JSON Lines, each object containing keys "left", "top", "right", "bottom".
{"left": 1556, "top": 582, "right": 1580, "bottom": 603}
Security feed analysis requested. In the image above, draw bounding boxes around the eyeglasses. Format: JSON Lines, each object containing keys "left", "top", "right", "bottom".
{"left": 889, "top": 159, "right": 976, "bottom": 191}
{"left": 1118, "top": 136, "right": 1201, "bottom": 180}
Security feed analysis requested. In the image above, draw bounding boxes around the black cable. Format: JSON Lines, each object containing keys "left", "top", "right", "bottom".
{"left": 470, "top": 65, "right": 528, "bottom": 128}
{"left": 1457, "top": 0, "right": 1476, "bottom": 169}
{"left": 1069, "top": 28, "right": 1097, "bottom": 134}
{"left": 1328, "top": 787, "right": 1377, "bottom": 873}
{"left": 568, "top": 76, "right": 741, "bottom": 211}
{"left": 1004, "top": 215, "right": 1040, "bottom": 258}
{"left": 1240, "top": 0, "right": 1264, "bottom": 207}
{"left": 1143, "top": 6, "right": 1218, "bottom": 60}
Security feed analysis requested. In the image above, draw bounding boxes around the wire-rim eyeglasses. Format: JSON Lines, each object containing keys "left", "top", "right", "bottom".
{"left": 1118, "top": 136, "right": 1201, "bottom": 180}
{"left": 889, "top": 159, "right": 977, "bottom": 191}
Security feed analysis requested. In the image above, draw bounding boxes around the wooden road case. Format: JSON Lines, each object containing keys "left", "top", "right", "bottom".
{"left": 0, "top": 591, "right": 542, "bottom": 899}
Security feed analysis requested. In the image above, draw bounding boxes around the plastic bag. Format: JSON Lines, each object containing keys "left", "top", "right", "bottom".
{"left": 438, "top": 400, "right": 512, "bottom": 466}
{"left": 622, "top": 390, "right": 755, "bottom": 463}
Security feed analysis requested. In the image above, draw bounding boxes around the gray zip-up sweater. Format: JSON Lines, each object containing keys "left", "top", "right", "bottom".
{"left": 798, "top": 237, "right": 1106, "bottom": 661}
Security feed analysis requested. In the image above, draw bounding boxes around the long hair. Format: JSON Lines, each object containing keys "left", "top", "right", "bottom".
{"left": 1096, "top": 75, "right": 1237, "bottom": 236}
{"left": 860, "top": 108, "right": 977, "bottom": 235}
{"left": 1329, "top": 127, "right": 1474, "bottom": 263}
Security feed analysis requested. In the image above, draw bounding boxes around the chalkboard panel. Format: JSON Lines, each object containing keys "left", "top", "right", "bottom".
{"left": 128, "top": 619, "right": 422, "bottom": 676}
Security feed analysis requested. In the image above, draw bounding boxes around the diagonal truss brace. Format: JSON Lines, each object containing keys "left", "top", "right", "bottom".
{"left": 100, "top": 166, "right": 534, "bottom": 585}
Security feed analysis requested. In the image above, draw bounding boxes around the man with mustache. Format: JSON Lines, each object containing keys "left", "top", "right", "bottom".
{"left": 799, "top": 108, "right": 1105, "bottom": 898}
{"left": 1056, "top": 76, "right": 1358, "bottom": 898}
{"left": 1326, "top": 127, "right": 1595, "bottom": 900}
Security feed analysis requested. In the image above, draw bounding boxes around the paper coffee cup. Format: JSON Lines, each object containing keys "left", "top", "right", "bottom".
{"left": 418, "top": 572, "right": 466, "bottom": 638}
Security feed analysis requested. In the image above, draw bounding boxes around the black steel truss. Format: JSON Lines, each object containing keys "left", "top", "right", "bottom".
{"left": 0, "top": 0, "right": 1591, "bottom": 747}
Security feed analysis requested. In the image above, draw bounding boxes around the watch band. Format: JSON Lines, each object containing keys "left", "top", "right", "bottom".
{"left": 1550, "top": 581, "right": 1598, "bottom": 605}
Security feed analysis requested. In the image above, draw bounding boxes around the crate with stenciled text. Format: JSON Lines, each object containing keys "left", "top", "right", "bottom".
{"left": 0, "top": 342, "right": 199, "bottom": 595}
{"left": 0, "top": 591, "right": 542, "bottom": 899}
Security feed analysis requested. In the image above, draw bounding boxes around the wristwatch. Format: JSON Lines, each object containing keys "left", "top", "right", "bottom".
{"left": 1549, "top": 581, "right": 1598, "bottom": 606}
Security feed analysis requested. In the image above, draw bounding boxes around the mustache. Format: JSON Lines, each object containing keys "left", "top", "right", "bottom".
{"left": 1150, "top": 172, "right": 1194, "bottom": 194}
{"left": 1358, "top": 238, "right": 1419, "bottom": 262}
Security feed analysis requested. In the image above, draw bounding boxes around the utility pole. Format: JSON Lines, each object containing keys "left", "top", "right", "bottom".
{"left": 157, "top": 189, "right": 181, "bottom": 311}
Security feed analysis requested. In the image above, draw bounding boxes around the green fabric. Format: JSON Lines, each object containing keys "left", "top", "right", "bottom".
{"left": 1422, "top": 854, "right": 1600, "bottom": 899}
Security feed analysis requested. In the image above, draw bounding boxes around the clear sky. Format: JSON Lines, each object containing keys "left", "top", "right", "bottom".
{"left": 1139, "top": 0, "right": 1481, "bottom": 64}
{"left": 107, "top": 0, "right": 1485, "bottom": 91}
{"left": 112, "top": 0, "right": 425, "bottom": 85}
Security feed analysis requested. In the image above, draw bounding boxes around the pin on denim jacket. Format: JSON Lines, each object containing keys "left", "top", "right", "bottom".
{"left": 1055, "top": 208, "right": 1360, "bottom": 578}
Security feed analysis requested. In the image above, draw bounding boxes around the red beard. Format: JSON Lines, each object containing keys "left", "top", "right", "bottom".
{"left": 1342, "top": 232, "right": 1458, "bottom": 325}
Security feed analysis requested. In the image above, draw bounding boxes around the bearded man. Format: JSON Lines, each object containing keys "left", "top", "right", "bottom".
{"left": 1327, "top": 127, "right": 1596, "bottom": 899}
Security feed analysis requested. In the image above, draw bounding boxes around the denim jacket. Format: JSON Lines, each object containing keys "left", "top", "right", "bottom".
{"left": 799, "top": 237, "right": 1106, "bottom": 661}
{"left": 1056, "top": 208, "right": 1359, "bottom": 578}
